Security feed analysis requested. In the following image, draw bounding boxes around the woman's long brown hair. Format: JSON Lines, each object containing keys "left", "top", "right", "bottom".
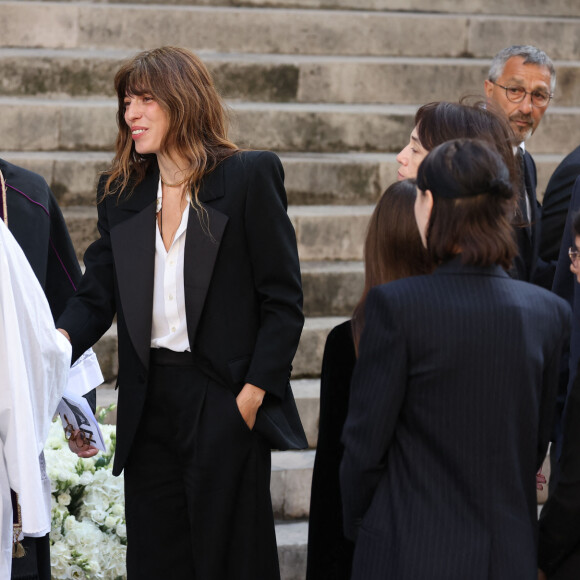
{"left": 351, "top": 180, "right": 432, "bottom": 354}
{"left": 103, "top": 47, "right": 238, "bottom": 216}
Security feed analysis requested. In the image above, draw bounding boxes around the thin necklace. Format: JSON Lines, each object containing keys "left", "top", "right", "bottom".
{"left": 160, "top": 175, "right": 188, "bottom": 188}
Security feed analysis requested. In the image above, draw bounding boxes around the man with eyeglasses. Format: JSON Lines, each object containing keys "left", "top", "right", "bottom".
{"left": 484, "top": 44, "right": 555, "bottom": 288}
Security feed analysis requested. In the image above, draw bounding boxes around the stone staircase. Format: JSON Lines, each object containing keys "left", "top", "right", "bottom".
{"left": 2, "top": 1, "right": 580, "bottom": 578}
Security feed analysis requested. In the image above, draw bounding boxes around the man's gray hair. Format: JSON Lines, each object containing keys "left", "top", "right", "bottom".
{"left": 488, "top": 45, "right": 556, "bottom": 93}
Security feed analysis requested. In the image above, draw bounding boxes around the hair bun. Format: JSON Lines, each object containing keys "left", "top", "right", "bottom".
{"left": 487, "top": 177, "right": 512, "bottom": 199}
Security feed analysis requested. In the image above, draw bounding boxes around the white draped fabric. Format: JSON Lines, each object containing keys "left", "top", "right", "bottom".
{"left": 0, "top": 220, "right": 71, "bottom": 576}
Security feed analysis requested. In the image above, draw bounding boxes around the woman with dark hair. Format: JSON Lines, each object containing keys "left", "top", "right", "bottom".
{"left": 397, "top": 100, "right": 518, "bottom": 190}
{"left": 306, "top": 180, "right": 431, "bottom": 580}
{"left": 341, "top": 139, "right": 571, "bottom": 580}
{"left": 56, "top": 46, "right": 306, "bottom": 579}
{"left": 396, "top": 99, "right": 550, "bottom": 285}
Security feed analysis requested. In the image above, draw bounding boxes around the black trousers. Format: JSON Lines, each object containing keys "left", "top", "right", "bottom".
{"left": 123, "top": 350, "right": 279, "bottom": 580}
{"left": 10, "top": 535, "right": 50, "bottom": 580}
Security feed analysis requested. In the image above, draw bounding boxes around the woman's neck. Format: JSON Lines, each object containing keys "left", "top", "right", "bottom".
{"left": 157, "top": 152, "right": 190, "bottom": 187}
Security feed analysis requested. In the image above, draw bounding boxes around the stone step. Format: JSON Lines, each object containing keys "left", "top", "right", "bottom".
{"left": 290, "top": 205, "right": 372, "bottom": 261}
{"left": 271, "top": 450, "right": 315, "bottom": 519}
{"left": 61, "top": 204, "right": 373, "bottom": 262}
{"left": 93, "top": 316, "right": 342, "bottom": 383}
{"left": 294, "top": 316, "right": 346, "bottom": 377}
{"left": 3, "top": 3, "right": 580, "bottom": 60}
{"left": 30, "top": 0, "right": 580, "bottom": 18}
{"left": 276, "top": 521, "right": 308, "bottom": 580}
{"left": 97, "top": 377, "right": 320, "bottom": 447}
{"left": 302, "top": 261, "right": 364, "bottom": 317}
{"left": 0, "top": 97, "right": 577, "bottom": 156}
{"left": 0, "top": 151, "right": 391, "bottom": 207}
{"left": 31, "top": 0, "right": 580, "bottom": 18}
{"left": 0, "top": 150, "right": 564, "bottom": 207}
{"left": 2, "top": 48, "right": 579, "bottom": 107}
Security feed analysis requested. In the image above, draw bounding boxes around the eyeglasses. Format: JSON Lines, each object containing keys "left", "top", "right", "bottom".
{"left": 490, "top": 81, "right": 552, "bottom": 108}
{"left": 63, "top": 415, "right": 95, "bottom": 447}
{"left": 569, "top": 247, "right": 580, "bottom": 265}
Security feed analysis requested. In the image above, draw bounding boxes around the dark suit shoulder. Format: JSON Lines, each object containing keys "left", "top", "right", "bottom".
{"left": 325, "top": 320, "right": 353, "bottom": 349}
{"left": 546, "top": 145, "right": 580, "bottom": 183}
{"left": 231, "top": 149, "right": 281, "bottom": 165}
{"left": 1, "top": 158, "right": 51, "bottom": 204}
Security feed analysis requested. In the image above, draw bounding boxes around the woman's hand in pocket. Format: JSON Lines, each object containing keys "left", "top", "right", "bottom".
{"left": 236, "top": 383, "right": 265, "bottom": 430}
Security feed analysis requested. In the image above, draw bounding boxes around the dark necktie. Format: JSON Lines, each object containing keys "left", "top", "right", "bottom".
{"left": 516, "top": 148, "right": 531, "bottom": 231}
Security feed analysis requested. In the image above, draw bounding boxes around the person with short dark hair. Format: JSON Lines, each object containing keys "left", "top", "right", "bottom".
{"left": 341, "top": 139, "right": 570, "bottom": 580}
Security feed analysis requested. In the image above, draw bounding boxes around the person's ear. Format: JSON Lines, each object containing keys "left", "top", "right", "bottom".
{"left": 484, "top": 79, "right": 494, "bottom": 100}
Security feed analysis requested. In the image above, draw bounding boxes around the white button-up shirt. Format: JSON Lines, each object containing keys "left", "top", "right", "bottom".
{"left": 150, "top": 180, "right": 191, "bottom": 352}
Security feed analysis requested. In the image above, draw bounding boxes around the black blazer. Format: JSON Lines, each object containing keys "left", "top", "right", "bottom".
{"left": 307, "top": 320, "right": 355, "bottom": 580}
{"left": 514, "top": 150, "right": 554, "bottom": 288}
{"left": 539, "top": 362, "right": 580, "bottom": 578}
{"left": 57, "top": 150, "right": 307, "bottom": 475}
{"left": 551, "top": 178, "right": 580, "bottom": 446}
{"left": 2, "top": 158, "right": 81, "bottom": 320}
{"left": 340, "top": 258, "right": 570, "bottom": 580}
{"left": 540, "top": 145, "right": 580, "bottom": 263}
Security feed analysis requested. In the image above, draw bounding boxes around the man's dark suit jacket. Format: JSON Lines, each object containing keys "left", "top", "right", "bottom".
{"left": 551, "top": 178, "right": 580, "bottom": 448}
{"left": 1, "top": 158, "right": 97, "bottom": 410}
{"left": 340, "top": 258, "right": 570, "bottom": 580}
{"left": 540, "top": 145, "right": 580, "bottom": 263}
{"left": 515, "top": 150, "right": 554, "bottom": 288}
{"left": 1, "top": 158, "right": 81, "bottom": 320}
{"left": 539, "top": 364, "right": 580, "bottom": 579}
{"left": 57, "top": 150, "right": 307, "bottom": 476}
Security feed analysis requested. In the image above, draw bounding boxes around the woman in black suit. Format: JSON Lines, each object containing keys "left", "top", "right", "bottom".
{"left": 306, "top": 180, "right": 431, "bottom": 579}
{"left": 340, "top": 139, "right": 571, "bottom": 580}
{"left": 57, "top": 46, "right": 306, "bottom": 579}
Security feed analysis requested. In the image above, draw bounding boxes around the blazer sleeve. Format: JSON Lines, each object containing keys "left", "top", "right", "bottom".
{"left": 340, "top": 287, "right": 407, "bottom": 541}
{"left": 539, "top": 363, "right": 580, "bottom": 575}
{"left": 540, "top": 152, "right": 580, "bottom": 262}
{"left": 56, "top": 177, "right": 117, "bottom": 363}
{"left": 242, "top": 151, "right": 304, "bottom": 399}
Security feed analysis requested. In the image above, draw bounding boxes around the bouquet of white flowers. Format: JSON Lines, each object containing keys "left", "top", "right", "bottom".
{"left": 44, "top": 409, "right": 126, "bottom": 580}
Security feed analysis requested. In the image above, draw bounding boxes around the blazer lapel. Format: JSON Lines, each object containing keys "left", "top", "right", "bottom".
{"left": 184, "top": 165, "right": 229, "bottom": 347}
{"left": 110, "top": 173, "right": 158, "bottom": 371}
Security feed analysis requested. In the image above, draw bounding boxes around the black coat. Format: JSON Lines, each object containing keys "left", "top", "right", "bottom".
{"left": 1, "top": 158, "right": 81, "bottom": 320}
{"left": 540, "top": 145, "right": 580, "bottom": 263}
{"left": 514, "top": 150, "right": 554, "bottom": 289}
{"left": 307, "top": 320, "right": 355, "bottom": 580}
{"left": 340, "top": 258, "right": 570, "bottom": 580}
{"left": 57, "top": 150, "right": 307, "bottom": 475}
{"left": 539, "top": 363, "right": 580, "bottom": 579}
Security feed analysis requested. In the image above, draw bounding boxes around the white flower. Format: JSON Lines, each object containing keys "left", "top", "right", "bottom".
{"left": 79, "top": 471, "right": 94, "bottom": 486}
{"left": 57, "top": 492, "right": 71, "bottom": 506}
{"left": 110, "top": 503, "right": 124, "bottom": 517}
{"left": 50, "top": 540, "right": 71, "bottom": 579}
{"left": 45, "top": 418, "right": 127, "bottom": 579}
{"left": 115, "top": 523, "right": 127, "bottom": 539}
{"left": 104, "top": 515, "right": 117, "bottom": 529}
{"left": 90, "top": 509, "right": 107, "bottom": 526}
